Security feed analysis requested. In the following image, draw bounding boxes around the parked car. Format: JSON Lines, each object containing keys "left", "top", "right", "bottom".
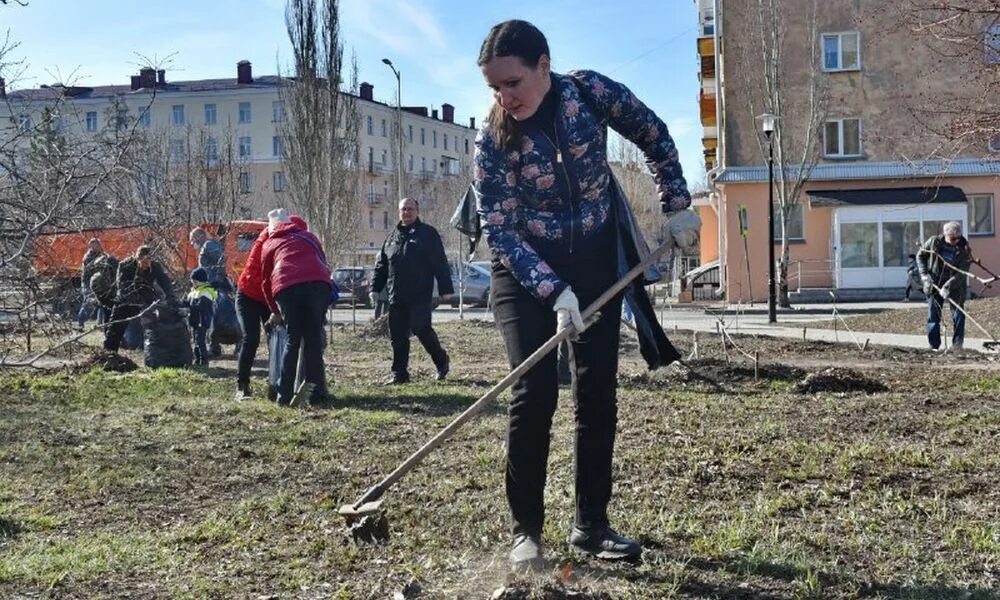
{"left": 332, "top": 267, "right": 372, "bottom": 307}
{"left": 436, "top": 261, "right": 491, "bottom": 307}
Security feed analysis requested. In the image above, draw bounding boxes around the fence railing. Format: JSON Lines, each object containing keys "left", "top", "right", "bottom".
{"left": 786, "top": 259, "right": 835, "bottom": 292}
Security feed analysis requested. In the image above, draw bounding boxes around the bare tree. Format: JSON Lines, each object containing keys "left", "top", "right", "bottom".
{"left": 279, "top": 0, "right": 362, "bottom": 260}
{"left": 608, "top": 133, "right": 661, "bottom": 244}
{"left": 733, "top": 0, "right": 828, "bottom": 307}
{"left": 893, "top": 1, "right": 1000, "bottom": 155}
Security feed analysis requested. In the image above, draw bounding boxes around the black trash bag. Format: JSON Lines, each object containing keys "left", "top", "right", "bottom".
{"left": 142, "top": 303, "right": 193, "bottom": 368}
{"left": 121, "top": 317, "right": 144, "bottom": 350}
{"left": 210, "top": 290, "right": 242, "bottom": 346}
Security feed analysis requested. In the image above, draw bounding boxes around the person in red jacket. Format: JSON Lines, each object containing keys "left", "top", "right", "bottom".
{"left": 260, "top": 208, "right": 332, "bottom": 406}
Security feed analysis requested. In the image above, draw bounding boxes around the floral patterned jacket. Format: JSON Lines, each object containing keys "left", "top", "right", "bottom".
{"left": 473, "top": 69, "right": 690, "bottom": 302}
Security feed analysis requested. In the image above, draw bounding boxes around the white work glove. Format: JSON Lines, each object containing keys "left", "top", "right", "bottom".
{"left": 663, "top": 210, "right": 702, "bottom": 252}
{"left": 553, "top": 287, "right": 585, "bottom": 339}
{"left": 921, "top": 275, "right": 933, "bottom": 296}
{"left": 369, "top": 292, "right": 379, "bottom": 306}
{"left": 940, "top": 277, "right": 956, "bottom": 301}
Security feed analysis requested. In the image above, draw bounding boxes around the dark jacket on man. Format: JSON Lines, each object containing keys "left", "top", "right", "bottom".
{"left": 373, "top": 218, "right": 454, "bottom": 305}
{"left": 199, "top": 238, "right": 227, "bottom": 287}
{"left": 917, "top": 234, "right": 973, "bottom": 295}
{"left": 115, "top": 257, "right": 175, "bottom": 307}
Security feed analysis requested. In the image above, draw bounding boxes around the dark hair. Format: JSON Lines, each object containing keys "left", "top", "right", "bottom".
{"left": 135, "top": 245, "right": 152, "bottom": 259}
{"left": 477, "top": 19, "right": 550, "bottom": 151}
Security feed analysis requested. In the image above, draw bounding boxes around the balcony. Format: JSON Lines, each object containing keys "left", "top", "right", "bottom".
{"left": 367, "top": 192, "right": 386, "bottom": 205}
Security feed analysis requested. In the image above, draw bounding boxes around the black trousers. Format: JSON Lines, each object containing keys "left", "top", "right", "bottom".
{"left": 275, "top": 281, "right": 329, "bottom": 404}
{"left": 491, "top": 237, "right": 622, "bottom": 537}
{"left": 103, "top": 303, "right": 142, "bottom": 352}
{"left": 388, "top": 300, "right": 448, "bottom": 376}
{"left": 235, "top": 291, "right": 271, "bottom": 384}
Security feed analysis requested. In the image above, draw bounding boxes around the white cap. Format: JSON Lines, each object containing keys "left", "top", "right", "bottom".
{"left": 268, "top": 208, "right": 290, "bottom": 232}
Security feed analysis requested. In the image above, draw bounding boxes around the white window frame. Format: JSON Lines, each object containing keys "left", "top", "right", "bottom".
{"left": 272, "top": 101, "right": 285, "bottom": 123}
{"left": 986, "top": 24, "right": 1000, "bottom": 64}
{"left": 988, "top": 133, "right": 1000, "bottom": 153}
{"left": 823, "top": 118, "right": 863, "bottom": 158}
{"left": 204, "top": 103, "right": 217, "bottom": 126}
{"left": 272, "top": 135, "right": 283, "bottom": 157}
{"left": 821, "top": 31, "right": 861, "bottom": 72}
{"left": 238, "top": 136, "right": 252, "bottom": 158}
{"left": 238, "top": 102, "right": 252, "bottom": 124}
{"left": 381, "top": 118, "right": 387, "bottom": 137}
{"left": 967, "top": 193, "right": 995, "bottom": 236}
{"left": 239, "top": 171, "right": 253, "bottom": 194}
{"left": 273, "top": 171, "right": 286, "bottom": 192}
{"left": 85, "top": 111, "right": 98, "bottom": 132}
{"left": 367, "top": 116, "right": 373, "bottom": 135}
{"left": 205, "top": 137, "right": 219, "bottom": 164}
{"left": 171, "top": 105, "right": 185, "bottom": 127}
{"left": 18, "top": 114, "right": 32, "bottom": 132}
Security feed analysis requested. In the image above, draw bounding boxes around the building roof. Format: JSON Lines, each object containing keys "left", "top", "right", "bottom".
{"left": 7, "top": 76, "right": 285, "bottom": 102}
{"left": 806, "top": 186, "right": 967, "bottom": 207}
{"left": 714, "top": 158, "right": 1000, "bottom": 184}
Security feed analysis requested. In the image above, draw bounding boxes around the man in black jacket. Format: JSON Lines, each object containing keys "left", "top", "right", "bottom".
{"left": 103, "top": 245, "right": 176, "bottom": 352}
{"left": 371, "top": 198, "right": 454, "bottom": 384}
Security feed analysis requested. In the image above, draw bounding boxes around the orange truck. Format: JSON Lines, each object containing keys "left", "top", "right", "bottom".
{"left": 32, "top": 221, "right": 267, "bottom": 313}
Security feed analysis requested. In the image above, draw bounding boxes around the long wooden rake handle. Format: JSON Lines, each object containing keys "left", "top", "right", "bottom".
{"left": 348, "top": 240, "right": 674, "bottom": 510}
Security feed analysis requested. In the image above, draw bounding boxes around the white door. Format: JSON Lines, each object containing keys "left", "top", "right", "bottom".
{"left": 834, "top": 204, "right": 965, "bottom": 289}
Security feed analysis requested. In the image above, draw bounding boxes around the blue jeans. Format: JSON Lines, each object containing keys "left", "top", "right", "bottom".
{"left": 927, "top": 292, "right": 965, "bottom": 349}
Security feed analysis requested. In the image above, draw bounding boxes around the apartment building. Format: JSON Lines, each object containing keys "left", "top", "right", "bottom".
{"left": 0, "top": 61, "right": 476, "bottom": 263}
{"left": 695, "top": 0, "right": 999, "bottom": 302}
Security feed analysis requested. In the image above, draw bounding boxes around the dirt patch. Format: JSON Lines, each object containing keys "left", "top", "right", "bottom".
{"left": 803, "top": 296, "right": 1000, "bottom": 338}
{"left": 347, "top": 315, "right": 389, "bottom": 339}
{"left": 76, "top": 351, "right": 138, "bottom": 373}
{"left": 347, "top": 512, "right": 391, "bottom": 544}
{"left": 794, "top": 367, "right": 888, "bottom": 394}
{"left": 490, "top": 580, "right": 612, "bottom": 600}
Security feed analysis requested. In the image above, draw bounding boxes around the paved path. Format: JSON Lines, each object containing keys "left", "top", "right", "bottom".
{"left": 329, "top": 301, "right": 997, "bottom": 354}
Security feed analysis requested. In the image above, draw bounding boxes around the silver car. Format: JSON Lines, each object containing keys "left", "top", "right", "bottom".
{"left": 436, "top": 262, "right": 491, "bottom": 307}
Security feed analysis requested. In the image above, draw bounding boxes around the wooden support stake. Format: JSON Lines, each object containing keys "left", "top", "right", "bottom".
{"left": 753, "top": 351, "right": 759, "bottom": 381}
{"left": 802, "top": 327, "right": 807, "bottom": 341}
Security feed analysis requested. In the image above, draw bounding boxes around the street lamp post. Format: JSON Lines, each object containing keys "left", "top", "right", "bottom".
{"left": 761, "top": 113, "right": 777, "bottom": 324}
{"left": 382, "top": 58, "right": 404, "bottom": 201}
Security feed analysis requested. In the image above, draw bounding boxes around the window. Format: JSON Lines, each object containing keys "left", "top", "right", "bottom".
{"left": 822, "top": 32, "right": 860, "bottom": 71}
{"left": 18, "top": 114, "right": 32, "bottom": 132}
{"left": 170, "top": 139, "right": 185, "bottom": 162}
{"left": 381, "top": 149, "right": 388, "bottom": 166}
{"left": 86, "top": 111, "right": 98, "bottom": 132}
{"left": 171, "top": 105, "right": 185, "bottom": 126}
{"left": 986, "top": 25, "right": 1000, "bottom": 64}
{"left": 408, "top": 125, "right": 413, "bottom": 143}
{"left": 968, "top": 194, "right": 994, "bottom": 235}
{"left": 272, "top": 101, "right": 285, "bottom": 123}
{"left": 823, "top": 118, "right": 862, "bottom": 157}
{"left": 367, "top": 116, "right": 373, "bottom": 135}
{"left": 368, "top": 147, "right": 374, "bottom": 170}
{"left": 381, "top": 118, "right": 387, "bottom": 137}
{"left": 421, "top": 128, "right": 426, "bottom": 145}
{"left": 369, "top": 181, "right": 376, "bottom": 203}
{"left": 272, "top": 135, "right": 283, "bottom": 157}
{"left": 455, "top": 135, "right": 459, "bottom": 152}
{"left": 204, "top": 103, "right": 217, "bottom": 125}
{"left": 433, "top": 130, "right": 437, "bottom": 148}
{"left": 273, "top": 171, "right": 286, "bottom": 192}
{"left": 239, "top": 102, "right": 251, "bottom": 123}
{"left": 369, "top": 210, "right": 375, "bottom": 230}
{"left": 444, "top": 134, "right": 449, "bottom": 150}
{"left": 785, "top": 204, "right": 805, "bottom": 240}
{"left": 205, "top": 137, "right": 219, "bottom": 164}
{"left": 115, "top": 108, "right": 129, "bottom": 130}
{"left": 239, "top": 171, "right": 252, "bottom": 194}
{"left": 989, "top": 133, "right": 1000, "bottom": 153}
{"left": 421, "top": 156, "right": 426, "bottom": 172}
{"left": 465, "top": 138, "right": 469, "bottom": 154}
{"left": 882, "top": 221, "right": 921, "bottom": 267}
{"left": 138, "top": 108, "right": 150, "bottom": 128}
{"left": 383, "top": 211, "right": 389, "bottom": 229}
{"left": 840, "top": 222, "right": 878, "bottom": 268}
{"left": 408, "top": 154, "right": 413, "bottom": 172}
{"left": 239, "top": 136, "right": 252, "bottom": 158}
{"left": 52, "top": 116, "right": 64, "bottom": 132}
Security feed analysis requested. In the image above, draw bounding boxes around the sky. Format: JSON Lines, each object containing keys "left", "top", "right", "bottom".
{"left": 2, "top": 0, "right": 705, "bottom": 183}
